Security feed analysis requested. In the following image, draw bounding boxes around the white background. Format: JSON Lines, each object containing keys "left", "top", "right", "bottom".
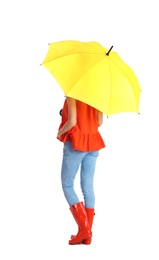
{"left": 0, "top": 0, "right": 159, "bottom": 259}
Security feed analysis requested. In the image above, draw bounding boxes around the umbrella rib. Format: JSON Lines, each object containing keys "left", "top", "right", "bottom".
{"left": 107, "top": 59, "right": 113, "bottom": 116}
{"left": 42, "top": 52, "right": 103, "bottom": 65}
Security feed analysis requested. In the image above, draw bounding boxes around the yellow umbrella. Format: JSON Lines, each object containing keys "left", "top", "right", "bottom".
{"left": 41, "top": 40, "right": 141, "bottom": 116}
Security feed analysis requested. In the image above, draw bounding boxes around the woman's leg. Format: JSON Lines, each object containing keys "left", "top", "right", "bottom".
{"left": 61, "top": 142, "right": 92, "bottom": 244}
{"left": 80, "top": 150, "right": 99, "bottom": 244}
{"left": 61, "top": 141, "right": 85, "bottom": 206}
{"left": 80, "top": 150, "right": 99, "bottom": 208}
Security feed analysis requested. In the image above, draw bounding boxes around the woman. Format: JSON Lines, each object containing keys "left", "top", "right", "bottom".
{"left": 57, "top": 97, "right": 105, "bottom": 245}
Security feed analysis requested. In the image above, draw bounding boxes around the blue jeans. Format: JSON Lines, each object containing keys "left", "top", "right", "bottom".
{"left": 61, "top": 141, "right": 99, "bottom": 208}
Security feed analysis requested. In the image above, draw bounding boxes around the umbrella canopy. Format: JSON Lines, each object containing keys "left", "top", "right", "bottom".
{"left": 41, "top": 40, "right": 141, "bottom": 116}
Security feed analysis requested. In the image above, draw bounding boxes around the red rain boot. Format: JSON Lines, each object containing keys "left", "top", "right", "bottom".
{"left": 71, "top": 208, "right": 95, "bottom": 244}
{"left": 82, "top": 208, "right": 95, "bottom": 244}
{"left": 69, "top": 202, "right": 92, "bottom": 245}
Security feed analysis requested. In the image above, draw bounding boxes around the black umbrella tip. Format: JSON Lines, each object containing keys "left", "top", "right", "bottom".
{"left": 106, "top": 46, "right": 113, "bottom": 56}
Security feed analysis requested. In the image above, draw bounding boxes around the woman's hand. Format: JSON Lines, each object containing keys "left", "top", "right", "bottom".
{"left": 57, "top": 131, "right": 61, "bottom": 139}
{"left": 57, "top": 97, "right": 77, "bottom": 138}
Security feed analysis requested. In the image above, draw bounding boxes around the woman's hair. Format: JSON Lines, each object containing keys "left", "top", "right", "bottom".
{"left": 59, "top": 109, "right": 63, "bottom": 116}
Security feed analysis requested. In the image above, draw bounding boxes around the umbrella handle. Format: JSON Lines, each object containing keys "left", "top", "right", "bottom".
{"left": 106, "top": 46, "right": 113, "bottom": 56}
